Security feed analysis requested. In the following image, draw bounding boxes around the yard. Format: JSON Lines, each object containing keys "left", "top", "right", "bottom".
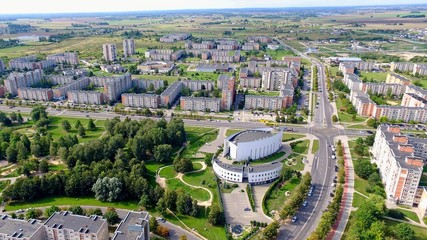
{"left": 383, "top": 219, "right": 427, "bottom": 240}
{"left": 264, "top": 177, "right": 301, "bottom": 214}
{"left": 166, "top": 179, "right": 211, "bottom": 202}
{"left": 291, "top": 140, "right": 310, "bottom": 155}
{"left": 282, "top": 133, "right": 305, "bottom": 142}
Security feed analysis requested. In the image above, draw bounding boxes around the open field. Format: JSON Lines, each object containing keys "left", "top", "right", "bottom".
{"left": 264, "top": 177, "right": 300, "bottom": 214}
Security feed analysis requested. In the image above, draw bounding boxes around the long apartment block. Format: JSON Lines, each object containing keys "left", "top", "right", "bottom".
{"left": 4, "top": 69, "right": 43, "bottom": 95}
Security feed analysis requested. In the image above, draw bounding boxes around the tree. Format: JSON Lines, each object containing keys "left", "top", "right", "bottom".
{"left": 104, "top": 207, "right": 120, "bottom": 225}
{"left": 0, "top": 111, "right": 12, "bottom": 126}
{"left": 17, "top": 113, "right": 23, "bottom": 124}
{"left": 149, "top": 217, "right": 159, "bottom": 233}
{"left": 78, "top": 125, "right": 86, "bottom": 137}
{"left": 6, "top": 143, "right": 18, "bottom": 163}
{"left": 75, "top": 120, "right": 82, "bottom": 130}
{"left": 367, "top": 118, "right": 379, "bottom": 128}
{"left": 92, "top": 177, "right": 123, "bottom": 202}
{"left": 62, "top": 120, "right": 71, "bottom": 132}
{"left": 261, "top": 221, "right": 279, "bottom": 240}
{"left": 156, "top": 197, "right": 167, "bottom": 215}
{"left": 25, "top": 208, "right": 42, "bottom": 219}
{"left": 208, "top": 204, "right": 224, "bottom": 225}
{"left": 148, "top": 83, "right": 155, "bottom": 92}
{"left": 394, "top": 223, "right": 415, "bottom": 240}
{"left": 44, "top": 205, "right": 60, "bottom": 218}
{"left": 68, "top": 205, "right": 85, "bottom": 215}
{"left": 204, "top": 153, "right": 213, "bottom": 166}
{"left": 332, "top": 115, "right": 338, "bottom": 123}
{"left": 354, "top": 161, "right": 375, "bottom": 179}
{"left": 39, "top": 159, "right": 49, "bottom": 173}
{"left": 9, "top": 112, "right": 17, "bottom": 122}
{"left": 16, "top": 141, "right": 29, "bottom": 161}
{"left": 179, "top": 235, "right": 188, "bottom": 240}
{"left": 30, "top": 106, "right": 48, "bottom": 122}
{"left": 87, "top": 119, "right": 96, "bottom": 131}
{"left": 173, "top": 158, "right": 193, "bottom": 173}
{"left": 153, "top": 144, "right": 173, "bottom": 163}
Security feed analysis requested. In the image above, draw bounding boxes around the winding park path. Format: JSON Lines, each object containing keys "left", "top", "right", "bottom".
{"left": 156, "top": 161, "right": 213, "bottom": 207}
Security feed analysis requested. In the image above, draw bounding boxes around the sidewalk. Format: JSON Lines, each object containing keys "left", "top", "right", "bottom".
{"left": 329, "top": 136, "right": 355, "bottom": 240}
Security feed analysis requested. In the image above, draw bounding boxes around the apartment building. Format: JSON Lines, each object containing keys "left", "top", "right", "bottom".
{"left": 361, "top": 82, "right": 406, "bottom": 96}
{"left": 0, "top": 86, "right": 5, "bottom": 98}
{"left": 102, "top": 73, "right": 132, "bottom": 102}
{"left": 4, "top": 69, "right": 43, "bottom": 95}
{"left": 261, "top": 69, "right": 292, "bottom": 91}
{"left": 339, "top": 61, "right": 375, "bottom": 72}
{"left": 53, "top": 77, "right": 90, "bottom": 99}
{"left": 0, "top": 215, "right": 46, "bottom": 240}
{"left": 145, "top": 49, "right": 184, "bottom": 61}
{"left": 68, "top": 90, "right": 105, "bottom": 105}
{"left": 372, "top": 105, "right": 427, "bottom": 123}
{"left": 185, "top": 41, "right": 215, "bottom": 50}
{"left": 112, "top": 211, "right": 150, "bottom": 240}
{"left": 343, "top": 73, "right": 362, "bottom": 91}
{"left": 44, "top": 211, "right": 109, "bottom": 240}
{"left": 9, "top": 55, "right": 55, "bottom": 71}
{"left": 102, "top": 43, "right": 117, "bottom": 62}
{"left": 211, "top": 50, "right": 241, "bottom": 63}
{"left": 217, "top": 74, "right": 233, "bottom": 90}
{"left": 386, "top": 73, "right": 411, "bottom": 86}
{"left": 100, "top": 64, "right": 125, "bottom": 73}
{"left": 48, "top": 75, "right": 74, "bottom": 85}
{"left": 242, "top": 42, "right": 260, "bottom": 51}
{"left": 240, "top": 77, "right": 261, "bottom": 89}
{"left": 46, "top": 52, "right": 79, "bottom": 65}
{"left": 181, "top": 80, "right": 214, "bottom": 91}
{"left": 350, "top": 90, "right": 376, "bottom": 117}
{"left": 122, "top": 93, "right": 160, "bottom": 108}
{"left": 0, "top": 58, "right": 5, "bottom": 74}
{"left": 18, "top": 88, "right": 53, "bottom": 101}
{"left": 221, "top": 77, "right": 235, "bottom": 110}
{"left": 406, "top": 85, "right": 427, "bottom": 100}
{"left": 247, "top": 36, "right": 272, "bottom": 43}
{"left": 391, "top": 62, "right": 416, "bottom": 73}
{"left": 402, "top": 93, "right": 427, "bottom": 108}
{"left": 131, "top": 79, "right": 164, "bottom": 90}
{"left": 414, "top": 64, "right": 427, "bottom": 76}
{"left": 180, "top": 96, "right": 221, "bottom": 112}
{"left": 339, "top": 62, "right": 356, "bottom": 74}
{"left": 280, "top": 87, "right": 295, "bottom": 108}
{"left": 160, "top": 33, "right": 191, "bottom": 43}
{"left": 160, "top": 81, "right": 182, "bottom": 107}
{"left": 138, "top": 61, "right": 174, "bottom": 73}
{"left": 372, "top": 125, "right": 424, "bottom": 206}
{"left": 195, "top": 63, "right": 230, "bottom": 73}
{"left": 123, "top": 39, "right": 135, "bottom": 58}
{"left": 244, "top": 95, "right": 284, "bottom": 111}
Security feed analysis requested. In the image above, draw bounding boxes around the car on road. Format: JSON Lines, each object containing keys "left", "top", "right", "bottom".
{"left": 15, "top": 209, "right": 24, "bottom": 213}
{"left": 291, "top": 216, "right": 298, "bottom": 223}
{"left": 330, "top": 192, "right": 335, "bottom": 197}
{"left": 303, "top": 201, "right": 308, "bottom": 207}
{"left": 307, "top": 191, "right": 312, "bottom": 197}
{"left": 157, "top": 217, "right": 166, "bottom": 223}
{"left": 367, "top": 130, "right": 374, "bottom": 134}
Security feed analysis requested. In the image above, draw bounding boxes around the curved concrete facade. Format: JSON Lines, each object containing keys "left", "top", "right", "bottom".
{"left": 223, "top": 128, "right": 283, "bottom": 162}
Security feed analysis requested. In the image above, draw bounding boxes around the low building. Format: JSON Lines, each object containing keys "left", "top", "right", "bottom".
{"left": 137, "top": 61, "right": 174, "bottom": 73}
{"left": 372, "top": 125, "right": 424, "bottom": 206}
{"left": 223, "top": 128, "right": 283, "bottom": 162}
{"left": 18, "top": 87, "right": 53, "bottom": 101}
{"left": 112, "top": 211, "right": 150, "bottom": 240}
{"left": 68, "top": 90, "right": 105, "bottom": 105}
{"left": 44, "top": 211, "right": 109, "bottom": 240}
{"left": 180, "top": 97, "right": 221, "bottom": 112}
{"left": 0, "top": 215, "right": 46, "bottom": 240}
{"left": 121, "top": 93, "right": 160, "bottom": 108}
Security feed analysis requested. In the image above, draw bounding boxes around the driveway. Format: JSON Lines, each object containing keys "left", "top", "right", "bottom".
{"left": 199, "top": 127, "right": 227, "bottom": 153}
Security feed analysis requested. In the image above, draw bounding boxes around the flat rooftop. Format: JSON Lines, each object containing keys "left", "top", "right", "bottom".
{"left": 248, "top": 162, "right": 283, "bottom": 173}
{"left": 0, "top": 215, "right": 42, "bottom": 239}
{"left": 214, "top": 159, "right": 244, "bottom": 173}
{"left": 229, "top": 130, "right": 274, "bottom": 143}
{"left": 112, "top": 211, "right": 149, "bottom": 240}
{"left": 44, "top": 211, "right": 106, "bottom": 234}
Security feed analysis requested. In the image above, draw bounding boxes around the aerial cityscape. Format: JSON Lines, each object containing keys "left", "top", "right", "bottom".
{"left": 0, "top": 1, "right": 427, "bottom": 239}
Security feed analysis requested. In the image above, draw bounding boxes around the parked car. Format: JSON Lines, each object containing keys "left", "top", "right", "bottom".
{"left": 303, "top": 201, "right": 308, "bottom": 207}
{"left": 292, "top": 216, "right": 298, "bottom": 223}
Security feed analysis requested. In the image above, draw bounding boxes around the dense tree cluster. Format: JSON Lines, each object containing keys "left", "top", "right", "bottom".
{"left": 279, "top": 172, "right": 312, "bottom": 219}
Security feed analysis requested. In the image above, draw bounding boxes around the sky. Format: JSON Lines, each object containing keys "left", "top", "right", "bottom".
{"left": 0, "top": 0, "right": 424, "bottom": 14}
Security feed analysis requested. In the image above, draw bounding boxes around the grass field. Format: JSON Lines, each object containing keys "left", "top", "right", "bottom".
{"left": 247, "top": 90, "right": 280, "bottom": 97}
{"left": 383, "top": 219, "right": 427, "bottom": 240}
{"left": 354, "top": 175, "right": 370, "bottom": 197}
{"left": 183, "top": 127, "right": 218, "bottom": 157}
{"left": 352, "top": 192, "right": 367, "bottom": 208}
{"left": 265, "top": 177, "right": 301, "bottom": 214}
{"left": 394, "top": 208, "right": 421, "bottom": 223}
{"left": 159, "top": 166, "right": 178, "bottom": 179}
{"left": 291, "top": 140, "right": 310, "bottom": 155}
{"left": 312, "top": 140, "right": 319, "bottom": 154}
{"left": 358, "top": 71, "right": 389, "bottom": 82}
{"left": 282, "top": 133, "right": 305, "bottom": 142}
{"left": 165, "top": 179, "right": 210, "bottom": 202}
{"left": 335, "top": 95, "right": 367, "bottom": 123}
{"left": 226, "top": 129, "right": 242, "bottom": 137}
{"left": 285, "top": 153, "right": 305, "bottom": 171}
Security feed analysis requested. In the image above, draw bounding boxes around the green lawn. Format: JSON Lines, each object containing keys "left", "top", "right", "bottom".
{"left": 347, "top": 124, "right": 374, "bottom": 130}
{"left": 47, "top": 116, "right": 106, "bottom": 142}
{"left": 0, "top": 180, "right": 11, "bottom": 192}
{"left": 395, "top": 208, "right": 421, "bottom": 223}
{"left": 383, "top": 219, "right": 427, "bottom": 240}
{"left": 165, "top": 179, "right": 210, "bottom": 202}
{"left": 159, "top": 166, "right": 177, "bottom": 179}
{"left": 282, "top": 133, "right": 305, "bottom": 142}
{"left": 192, "top": 162, "right": 203, "bottom": 171}
{"left": 226, "top": 129, "right": 242, "bottom": 137}
{"left": 250, "top": 151, "right": 286, "bottom": 165}
{"left": 5, "top": 196, "right": 139, "bottom": 211}
{"left": 292, "top": 140, "right": 310, "bottom": 155}
{"left": 352, "top": 192, "right": 368, "bottom": 208}
{"left": 335, "top": 95, "right": 367, "bottom": 123}
{"left": 145, "top": 161, "right": 166, "bottom": 177}
{"left": 265, "top": 177, "right": 301, "bottom": 214}
{"left": 182, "top": 167, "right": 217, "bottom": 190}
{"left": 312, "top": 140, "right": 319, "bottom": 154}
{"left": 247, "top": 90, "right": 280, "bottom": 97}
{"left": 183, "top": 127, "right": 218, "bottom": 157}
{"left": 48, "top": 163, "right": 68, "bottom": 172}
{"left": 285, "top": 154, "right": 305, "bottom": 171}
{"left": 358, "top": 71, "right": 389, "bottom": 82}
{"left": 354, "top": 175, "right": 370, "bottom": 197}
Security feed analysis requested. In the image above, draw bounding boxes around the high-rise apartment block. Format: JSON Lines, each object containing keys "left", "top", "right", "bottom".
{"left": 0, "top": 58, "right": 5, "bottom": 74}
{"left": 123, "top": 39, "right": 135, "bottom": 58}
{"left": 18, "top": 88, "right": 53, "bottom": 101}
{"left": 4, "top": 70, "right": 43, "bottom": 95}
{"left": 102, "top": 43, "right": 117, "bottom": 62}
{"left": 221, "top": 77, "right": 235, "bottom": 110}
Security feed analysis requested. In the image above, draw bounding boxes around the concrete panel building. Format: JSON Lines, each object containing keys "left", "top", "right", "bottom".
{"left": 131, "top": 79, "right": 164, "bottom": 90}
{"left": 4, "top": 70, "right": 43, "bottom": 95}
{"left": 67, "top": 91, "right": 105, "bottom": 105}
{"left": 122, "top": 93, "right": 160, "bottom": 108}
{"left": 48, "top": 75, "right": 74, "bottom": 85}
{"left": 145, "top": 49, "right": 184, "bottom": 61}
{"left": 0, "top": 215, "right": 46, "bottom": 240}
{"left": 102, "top": 73, "right": 132, "bottom": 102}
{"left": 244, "top": 95, "right": 284, "bottom": 111}
{"left": 386, "top": 73, "right": 411, "bottom": 86}
{"left": 240, "top": 77, "right": 261, "bottom": 89}
{"left": 123, "top": 39, "right": 135, "bottom": 58}
{"left": 53, "top": 77, "right": 90, "bottom": 99}
{"left": 112, "top": 211, "right": 149, "bottom": 240}
{"left": 18, "top": 88, "right": 53, "bottom": 101}
{"left": 44, "top": 211, "right": 109, "bottom": 240}
{"left": 160, "top": 81, "right": 182, "bottom": 107}
{"left": 9, "top": 55, "right": 55, "bottom": 71}
{"left": 217, "top": 74, "right": 233, "bottom": 90}
{"left": 181, "top": 80, "right": 214, "bottom": 91}
{"left": 221, "top": 77, "right": 235, "bottom": 110}
{"left": 372, "top": 125, "right": 424, "bottom": 206}
{"left": 46, "top": 52, "right": 79, "bottom": 65}
{"left": 102, "top": 43, "right": 117, "bottom": 62}
{"left": 160, "top": 33, "right": 191, "bottom": 43}
{"left": 0, "top": 58, "right": 5, "bottom": 74}
{"left": 180, "top": 96, "right": 221, "bottom": 112}
{"left": 402, "top": 93, "right": 427, "bottom": 108}
{"left": 261, "top": 69, "right": 292, "bottom": 91}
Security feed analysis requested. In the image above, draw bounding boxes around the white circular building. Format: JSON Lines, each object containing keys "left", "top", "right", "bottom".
{"left": 223, "top": 128, "right": 283, "bottom": 162}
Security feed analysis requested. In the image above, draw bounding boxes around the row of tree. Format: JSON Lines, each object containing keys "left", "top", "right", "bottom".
{"left": 279, "top": 172, "right": 312, "bottom": 219}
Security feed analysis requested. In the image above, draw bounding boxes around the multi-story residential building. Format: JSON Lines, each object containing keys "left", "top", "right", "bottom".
{"left": 244, "top": 95, "right": 284, "bottom": 111}
{"left": 372, "top": 105, "right": 427, "bottom": 123}
{"left": 145, "top": 49, "right": 184, "bottom": 61}
{"left": 181, "top": 80, "right": 214, "bottom": 91}
{"left": 18, "top": 88, "right": 53, "bottom": 101}
{"left": 0, "top": 58, "right": 5, "bottom": 74}
{"left": 195, "top": 63, "right": 230, "bottom": 73}
{"left": 121, "top": 93, "right": 160, "bottom": 108}
{"left": 217, "top": 74, "right": 233, "bottom": 90}
{"left": 131, "top": 79, "right": 164, "bottom": 91}
{"left": 372, "top": 125, "right": 424, "bottom": 206}
{"left": 9, "top": 55, "right": 55, "bottom": 71}
{"left": 180, "top": 97, "right": 221, "bottom": 112}
{"left": 247, "top": 36, "right": 272, "bottom": 43}
{"left": 414, "top": 64, "right": 427, "bottom": 76}
{"left": 402, "top": 93, "right": 427, "bottom": 108}
{"left": 100, "top": 64, "right": 126, "bottom": 73}
{"left": 221, "top": 77, "right": 235, "bottom": 110}
{"left": 160, "top": 33, "right": 191, "bottom": 43}
{"left": 280, "top": 86, "right": 294, "bottom": 108}
{"left": 4, "top": 70, "right": 43, "bottom": 95}
{"left": 240, "top": 77, "right": 261, "bottom": 89}
{"left": 0, "top": 215, "right": 46, "bottom": 239}
{"left": 0, "top": 86, "right": 5, "bottom": 98}
{"left": 339, "top": 62, "right": 356, "bottom": 74}
{"left": 67, "top": 90, "right": 105, "bottom": 105}
{"left": 46, "top": 52, "right": 79, "bottom": 65}
{"left": 137, "top": 61, "right": 174, "bottom": 73}
{"left": 112, "top": 211, "right": 150, "bottom": 240}
{"left": 242, "top": 42, "right": 260, "bottom": 51}
{"left": 350, "top": 90, "right": 376, "bottom": 117}
{"left": 406, "top": 85, "right": 427, "bottom": 100}
{"left": 102, "top": 43, "right": 117, "bottom": 62}
{"left": 386, "top": 73, "right": 411, "bottom": 86}
{"left": 261, "top": 69, "right": 292, "bottom": 91}
{"left": 102, "top": 73, "right": 132, "bottom": 102}
{"left": 391, "top": 62, "right": 416, "bottom": 73}
{"left": 53, "top": 77, "right": 90, "bottom": 99}
{"left": 185, "top": 41, "right": 215, "bottom": 50}
{"left": 361, "top": 82, "right": 406, "bottom": 96}
{"left": 123, "top": 39, "right": 135, "bottom": 58}
{"left": 211, "top": 50, "right": 240, "bottom": 63}
{"left": 44, "top": 211, "right": 109, "bottom": 240}
{"left": 343, "top": 73, "right": 362, "bottom": 91}
{"left": 48, "top": 75, "right": 74, "bottom": 85}
{"left": 160, "top": 81, "right": 182, "bottom": 107}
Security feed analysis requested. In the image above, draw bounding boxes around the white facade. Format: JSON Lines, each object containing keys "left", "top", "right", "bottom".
{"left": 247, "top": 163, "right": 282, "bottom": 183}
{"left": 224, "top": 128, "right": 283, "bottom": 162}
{"left": 213, "top": 160, "right": 244, "bottom": 182}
